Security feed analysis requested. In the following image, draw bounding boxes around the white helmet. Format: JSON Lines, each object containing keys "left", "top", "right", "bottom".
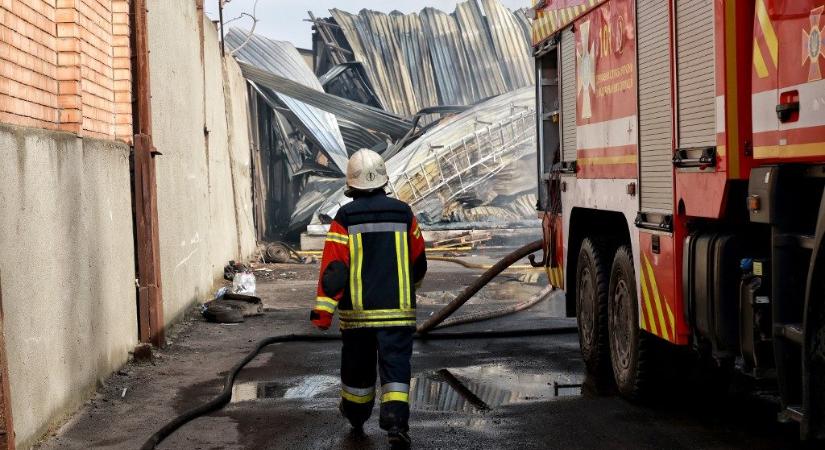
{"left": 346, "top": 148, "right": 388, "bottom": 192}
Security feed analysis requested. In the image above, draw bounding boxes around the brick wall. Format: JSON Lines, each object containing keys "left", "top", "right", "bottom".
{"left": 0, "top": 0, "right": 132, "bottom": 143}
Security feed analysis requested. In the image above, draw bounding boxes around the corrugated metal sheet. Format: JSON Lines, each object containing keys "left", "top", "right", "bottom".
{"left": 676, "top": 0, "right": 716, "bottom": 149}
{"left": 638, "top": 0, "right": 674, "bottom": 213}
{"left": 337, "top": 118, "right": 389, "bottom": 153}
{"left": 237, "top": 61, "right": 413, "bottom": 139}
{"left": 324, "top": 0, "right": 534, "bottom": 118}
{"left": 560, "top": 27, "right": 577, "bottom": 162}
{"left": 481, "top": 0, "right": 533, "bottom": 89}
{"left": 226, "top": 29, "right": 349, "bottom": 173}
{"left": 314, "top": 87, "right": 537, "bottom": 224}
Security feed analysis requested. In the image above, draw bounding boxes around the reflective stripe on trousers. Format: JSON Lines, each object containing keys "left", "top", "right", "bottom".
{"left": 341, "top": 384, "right": 375, "bottom": 404}
{"left": 381, "top": 382, "right": 410, "bottom": 403}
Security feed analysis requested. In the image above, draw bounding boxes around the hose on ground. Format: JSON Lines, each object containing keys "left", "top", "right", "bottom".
{"left": 416, "top": 240, "right": 544, "bottom": 334}
{"left": 141, "top": 239, "right": 571, "bottom": 449}
{"left": 431, "top": 284, "right": 555, "bottom": 330}
{"left": 427, "top": 255, "right": 534, "bottom": 271}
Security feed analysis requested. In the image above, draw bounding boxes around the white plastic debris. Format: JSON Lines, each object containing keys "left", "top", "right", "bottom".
{"left": 232, "top": 272, "right": 257, "bottom": 296}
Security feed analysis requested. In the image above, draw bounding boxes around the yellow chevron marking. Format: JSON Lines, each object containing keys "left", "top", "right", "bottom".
{"left": 665, "top": 301, "right": 676, "bottom": 342}
{"left": 643, "top": 255, "right": 670, "bottom": 341}
{"left": 755, "top": 0, "right": 778, "bottom": 66}
{"left": 753, "top": 39, "right": 769, "bottom": 78}
{"left": 639, "top": 263, "right": 658, "bottom": 335}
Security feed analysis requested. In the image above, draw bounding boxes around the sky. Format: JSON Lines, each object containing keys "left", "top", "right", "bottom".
{"left": 204, "top": 0, "right": 529, "bottom": 49}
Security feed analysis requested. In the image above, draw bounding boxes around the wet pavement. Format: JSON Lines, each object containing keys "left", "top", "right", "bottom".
{"left": 36, "top": 254, "right": 804, "bottom": 449}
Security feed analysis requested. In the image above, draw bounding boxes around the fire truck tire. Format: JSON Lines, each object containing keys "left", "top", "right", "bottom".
{"left": 608, "top": 245, "right": 652, "bottom": 399}
{"left": 576, "top": 238, "right": 612, "bottom": 378}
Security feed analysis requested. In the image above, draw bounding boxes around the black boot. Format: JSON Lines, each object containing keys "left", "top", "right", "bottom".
{"left": 339, "top": 401, "right": 366, "bottom": 433}
{"left": 387, "top": 429, "right": 411, "bottom": 449}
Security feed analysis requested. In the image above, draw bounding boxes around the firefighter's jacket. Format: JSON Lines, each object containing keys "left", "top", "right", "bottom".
{"left": 314, "top": 192, "right": 427, "bottom": 329}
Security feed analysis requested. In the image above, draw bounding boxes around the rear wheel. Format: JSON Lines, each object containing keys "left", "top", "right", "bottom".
{"left": 576, "top": 238, "right": 612, "bottom": 378}
{"left": 608, "top": 246, "right": 653, "bottom": 399}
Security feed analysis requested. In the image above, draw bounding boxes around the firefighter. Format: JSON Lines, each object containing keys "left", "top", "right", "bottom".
{"left": 310, "top": 148, "right": 427, "bottom": 448}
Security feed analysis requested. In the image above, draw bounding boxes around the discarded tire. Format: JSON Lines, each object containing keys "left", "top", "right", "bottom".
{"left": 202, "top": 304, "right": 244, "bottom": 323}
{"left": 265, "top": 242, "right": 291, "bottom": 263}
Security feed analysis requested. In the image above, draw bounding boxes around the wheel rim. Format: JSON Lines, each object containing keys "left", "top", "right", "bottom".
{"left": 578, "top": 266, "right": 595, "bottom": 344}
{"left": 611, "top": 276, "right": 633, "bottom": 372}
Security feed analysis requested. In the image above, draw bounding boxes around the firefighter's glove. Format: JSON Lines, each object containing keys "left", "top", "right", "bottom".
{"left": 310, "top": 309, "right": 333, "bottom": 330}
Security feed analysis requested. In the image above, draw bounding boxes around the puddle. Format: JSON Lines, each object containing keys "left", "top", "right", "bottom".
{"left": 232, "top": 375, "right": 338, "bottom": 402}
{"left": 410, "top": 364, "right": 580, "bottom": 413}
{"left": 232, "top": 366, "right": 580, "bottom": 413}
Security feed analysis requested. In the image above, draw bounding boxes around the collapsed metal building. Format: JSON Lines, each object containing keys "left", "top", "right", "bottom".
{"left": 228, "top": 0, "right": 539, "bottom": 241}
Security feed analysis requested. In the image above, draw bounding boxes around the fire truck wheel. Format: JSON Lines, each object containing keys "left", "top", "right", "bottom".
{"left": 608, "top": 246, "right": 652, "bottom": 399}
{"left": 576, "top": 238, "right": 612, "bottom": 378}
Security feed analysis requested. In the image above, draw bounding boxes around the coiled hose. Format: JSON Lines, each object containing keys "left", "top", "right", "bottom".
{"left": 141, "top": 239, "right": 575, "bottom": 450}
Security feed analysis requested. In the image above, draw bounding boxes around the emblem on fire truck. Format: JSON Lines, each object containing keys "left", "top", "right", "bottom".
{"left": 802, "top": 6, "right": 825, "bottom": 81}
{"left": 577, "top": 20, "right": 596, "bottom": 119}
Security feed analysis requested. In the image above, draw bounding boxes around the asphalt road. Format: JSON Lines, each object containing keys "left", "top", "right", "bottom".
{"left": 36, "top": 258, "right": 804, "bottom": 449}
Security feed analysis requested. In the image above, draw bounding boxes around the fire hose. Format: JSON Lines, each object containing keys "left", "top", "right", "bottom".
{"left": 141, "top": 240, "right": 576, "bottom": 450}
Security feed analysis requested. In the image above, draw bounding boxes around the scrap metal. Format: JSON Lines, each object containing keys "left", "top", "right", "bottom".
{"left": 313, "top": 86, "right": 537, "bottom": 225}
{"left": 321, "top": 0, "right": 534, "bottom": 118}
{"left": 226, "top": 29, "right": 349, "bottom": 173}
{"left": 237, "top": 61, "right": 413, "bottom": 139}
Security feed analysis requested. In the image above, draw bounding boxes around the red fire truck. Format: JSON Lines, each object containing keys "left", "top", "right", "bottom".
{"left": 532, "top": 0, "right": 825, "bottom": 438}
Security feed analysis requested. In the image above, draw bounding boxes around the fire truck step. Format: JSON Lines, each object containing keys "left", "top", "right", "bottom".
{"left": 775, "top": 323, "right": 804, "bottom": 346}
{"left": 779, "top": 405, "right": 805, "bottom": 423}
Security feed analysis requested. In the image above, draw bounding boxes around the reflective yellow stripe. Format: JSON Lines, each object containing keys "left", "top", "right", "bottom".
{"left": 752, "top": 39, "right": 769, "bottom": 79}
{"left": 381, "top": 392, "right": 409, "bottom": 403}
{"left": 401, "top": 232, "right": 410, "bottom": 308}
{"left": 315, "top": 297, "right": 336, "bottom": 314}
{"left": 328, "top": 232, "right": 348, "bottom": 241}
{"left": 395, "top": 231, "right": 405, "bottom": 311}
{"left": 755, "top": 0, "right": 778, "bottom": 66}
{"left": 349, "top": 234, "right": 357, "bottom": 309}
{"left": 639, "top": 267, "right": 657, "bottom": 335}
{"left": 355, "top": 234, "right": 364, "bottom": 310}
{"left": 665, "top": 302, "right": 676, "bottom": 342}
{"left": 644, "top": 255, "right": 670, "bottom": 341}
{"left": 341, "top": 389, "right": 374, "bottom": 404}
{"left": 754, "top": 143, "right": 825, "bottom": 159}
{"left": 326, "top": 236, "right": 349, "bottom": 245}
{"left": 349, "top": 234, "right": 364, "bottom": 311}
{"left": 339, "top": 309, "right": 416, "bottom": 320}
{"left": 316, "top": 297, "right": 337, "bottom": 307}
{"left": 339, "top": 320, "right": 417, "bottom": 330}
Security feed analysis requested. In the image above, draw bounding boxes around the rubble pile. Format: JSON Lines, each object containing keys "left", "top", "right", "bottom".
{"left": 227, "top": 0, "right": 539, "bottom": 240}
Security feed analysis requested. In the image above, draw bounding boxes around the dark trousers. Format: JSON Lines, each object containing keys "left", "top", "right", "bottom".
{"left": 339, "top": 327, "right": 414, "bottom": 432}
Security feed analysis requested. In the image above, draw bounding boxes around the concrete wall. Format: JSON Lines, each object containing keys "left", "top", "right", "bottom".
{"left": 223, "top": 39, "right": 258, "bottom": 260}
{"left": 0, "top": 125, "right": 137, "bottom": 448}
{"left": 148, "top": 1, "right": 256, "bottom": 326}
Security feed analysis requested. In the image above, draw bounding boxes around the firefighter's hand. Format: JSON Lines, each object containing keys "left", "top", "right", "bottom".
{"left": 310, "top": 309, "right": 333, "bottom": 330}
